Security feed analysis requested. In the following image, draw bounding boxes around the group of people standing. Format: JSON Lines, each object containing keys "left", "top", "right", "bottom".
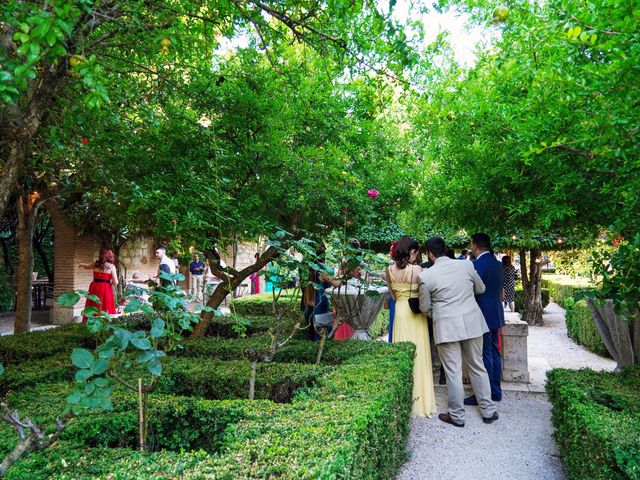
{"left": 387, "top": 233, "right": 505, "bottom": 427}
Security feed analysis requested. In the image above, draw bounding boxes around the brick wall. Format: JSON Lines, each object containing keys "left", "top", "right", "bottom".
{"left": 49, "top": 204, "right": 162, "bottom": 323}
{"left": 49, "top": 200, "right": 269, "bottom": 321}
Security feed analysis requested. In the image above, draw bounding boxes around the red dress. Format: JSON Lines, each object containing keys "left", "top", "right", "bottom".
{"left": 82, "top": 271, "right": 116, "bottom": 322}
{"left": 333, "top": 321, "right": 354, "bottom": 340}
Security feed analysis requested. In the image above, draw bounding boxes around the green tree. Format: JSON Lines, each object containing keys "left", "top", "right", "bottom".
{"left": 1, "top": 0, "right": 420, "bottom": 332}
{"left": 407, "top": 0, "right": 639, "bottom": 324}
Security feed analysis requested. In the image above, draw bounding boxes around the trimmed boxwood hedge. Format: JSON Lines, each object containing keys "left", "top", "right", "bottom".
{"left": 0, "top": 324, "right": 93, "bottom": 365}
{"left": 1, "top": 354, "right": 331, "bottom": 403}
{"left": 546, "top": 367, "right": 640, "bottom": 480}
{"left": 2, "top": 334, "right": 414, "bottom": 479}
{"left": 230, "top": 291, "right": 301, "bottom": 319}
{"left": 541, "top": 275, "right": 595, "bottom": 305}
{"left": 563, "top": 298, "right": 609, "bottom": 357}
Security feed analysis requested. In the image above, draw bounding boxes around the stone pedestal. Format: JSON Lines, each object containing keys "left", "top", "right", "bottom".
{"left": 502, "top": 312, "right": 530, "bottom": 383}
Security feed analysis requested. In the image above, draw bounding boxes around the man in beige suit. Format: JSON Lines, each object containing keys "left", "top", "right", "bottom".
{"left": 418, "top": 237, "right": 498, "bottom": 427}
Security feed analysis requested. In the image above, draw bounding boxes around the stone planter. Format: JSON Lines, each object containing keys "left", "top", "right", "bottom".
{"left": 586, "top": 298, "right": 640, "bottom": 368}
{"left": 502, "top": 312, "right": 530, "bottom": 383}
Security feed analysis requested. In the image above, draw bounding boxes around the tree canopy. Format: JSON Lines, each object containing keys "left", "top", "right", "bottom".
{"left": 405, "top": 0, "right": 639, "bottom": 248}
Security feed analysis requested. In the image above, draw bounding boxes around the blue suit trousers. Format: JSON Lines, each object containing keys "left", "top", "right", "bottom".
{"left": 482, "top": 328, "right": 502, "bottom": 400}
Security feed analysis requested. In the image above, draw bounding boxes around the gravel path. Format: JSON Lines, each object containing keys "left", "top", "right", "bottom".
{"left": 397, "top": 389, "right": 564, "bottom": 480}
{"left": 398, "top": 302, "right": 616, "bottom": 480}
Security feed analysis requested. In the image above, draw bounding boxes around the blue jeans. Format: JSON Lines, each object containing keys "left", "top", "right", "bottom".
{"left": 387, "top": 295, "right": 396, "bottom": 342}
{"left": 482, "top": 328, "right": 502, "bottom": 400}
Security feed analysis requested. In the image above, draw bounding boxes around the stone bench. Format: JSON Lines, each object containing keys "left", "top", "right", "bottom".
{"left": 502, "top": 312, "right": 530, "bottom": 383}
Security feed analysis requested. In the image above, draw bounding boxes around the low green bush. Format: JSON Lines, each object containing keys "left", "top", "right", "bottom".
{"left": 0, "top": 352, "right": 73, "bottom": 394}
{"left": 546, "top": 367, "right": 640, "bottom": 480}
{"left": 370, "top": 308, "right": 390, "bottom": 339}
{"left": 2, "top": 337, "right": 415, "bottom": 480}
{"left": 541, "top": 275, "right": 595, "bottom": 305}
{"left": 1, "top": 353, "right": 330, "bottom": 403}
{"left": 514, "top": 286, "right": 550, "bottom": 312}
{"left": 230, "top": 291, "right": 301, "bottom": 319}
{"left": 564, "top": 299, "right": 609, "bottom": 357}
{"left": 154, "top": 358, "right": 331, "bottom": 403}
{"left": 1, "top": 383, "right": 276, "bottom": 459}
{"left": 0, "top": 324, "right": 93, "bottom": 365}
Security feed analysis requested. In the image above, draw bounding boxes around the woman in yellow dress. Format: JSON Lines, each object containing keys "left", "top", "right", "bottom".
{"left": 386, "top": 236, "right": 437, "bottom": 418}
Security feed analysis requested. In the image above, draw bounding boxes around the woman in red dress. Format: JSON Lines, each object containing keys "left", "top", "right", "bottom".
{"left": 79, "top": 247, "right": 118, "bottom": 322}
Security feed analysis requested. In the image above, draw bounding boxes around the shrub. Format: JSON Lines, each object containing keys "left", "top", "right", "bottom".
{"left": 541, "top": 275, "right": 595, "bottom": 305}
{"left": 0, "top": 324, "right": 93, "bottom": 365}
{"left": 546, "top": 367, "right": 640, "bottom": 480}
{"left": 0, "top": 352, "right": 73, "bottom": 394}
{"left": 2, "top": 337, "right": 415, "bottom": 480}
{"left": 230, "top": 291, "right": 301, "bottom": 319}
{"left": 514, "top": 286, "right": 550, "bottom": 312}
{"left": 367, "top": 307, "right": 388, "bottom": 339}
{"left": 1, "top": 354, "right": 331, "bottom": 403}
{"left": 564, "top": 299, "right": 609, "bottom": 357}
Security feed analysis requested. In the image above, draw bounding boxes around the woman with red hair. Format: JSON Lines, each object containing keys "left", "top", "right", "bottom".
{"left": 79, "top": 247, "right": 118, "bottom": 322}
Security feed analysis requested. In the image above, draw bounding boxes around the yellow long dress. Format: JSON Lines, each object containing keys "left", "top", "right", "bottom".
{"left": 390, "top": 265, "right": 437, "bottom": 418}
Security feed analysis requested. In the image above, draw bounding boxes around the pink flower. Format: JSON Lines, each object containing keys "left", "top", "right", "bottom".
{"left": 367, "top": 189, "right": 379, "bottom": 198}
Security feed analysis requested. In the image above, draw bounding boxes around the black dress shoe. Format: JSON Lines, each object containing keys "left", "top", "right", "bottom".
{"left": 483, "top": 411, "right": 499, "bottom": 424}
{"left": 438, "top": 413, "right": 464, "bottom": 427}
{"left": 463, "top": 395, "right": 478, "bottom": 406}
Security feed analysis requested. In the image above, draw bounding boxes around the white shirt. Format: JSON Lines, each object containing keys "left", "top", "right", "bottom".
{"left": 160, "top": 255, "right": 176, "bottom": 274}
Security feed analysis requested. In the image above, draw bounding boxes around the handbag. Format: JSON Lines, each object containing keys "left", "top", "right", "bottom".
{"left": 408, "top": 269, "right": 422, "bottom": 314}
{"left": 314, "top": 312, "right": 334, "bottom": 327}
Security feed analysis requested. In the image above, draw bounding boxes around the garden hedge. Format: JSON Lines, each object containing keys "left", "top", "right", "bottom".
{"left": 541, "top": 275, "right": 595, "bottom": 305}
{"left": 0, "top": 324, "right": 93, "bottom": 365}
{"left": 1, "top": 354, "right": 331, "bottom": 403}
{"left": 546, "top": 367, "right": 640, "bottom": 480}
{"left": 563, "top": 298, "right": 609, "bottom": 357}
{"left": 514, "top": 286, "right": 550, "bottom": 312}
{"left": 230, "top": 291, "right": 301, "bottom": 319}
{"left": 1, "top": 333, "right": 414, "bottom": 479}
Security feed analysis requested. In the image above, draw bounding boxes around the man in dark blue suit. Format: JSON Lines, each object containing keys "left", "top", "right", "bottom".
{"left": 465, "top": 233, "right": 505, "bottom": 404}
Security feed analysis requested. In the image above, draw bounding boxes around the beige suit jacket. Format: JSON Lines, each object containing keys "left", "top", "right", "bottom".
{"left": 418, "top": 256, "right": 488, "bottom": 345}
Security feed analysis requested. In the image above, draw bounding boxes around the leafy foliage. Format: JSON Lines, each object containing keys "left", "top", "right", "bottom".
{"left": 56, "top": 272, "right": 216, "bottom": 414}
{"left": 407, "top": 0, "right": 639, "bottom": 245}
{"left": 564, "top": 299, "right": 609, "bottom": 357}
{"left": 546, "top": 367, "right": 640, "bottom": 479}
{"left": 1, "top": 330, "right": 415, "bottom": 479}
{"left": 592, "top": 233, "right": 640, "bottom": 316}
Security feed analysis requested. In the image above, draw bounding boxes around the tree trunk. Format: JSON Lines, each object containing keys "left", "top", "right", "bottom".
{"left": 521, "top": 247, "right": 544, "bottom": 326}
{"left": 193, "top": 246, "right": 278, "bottom": 335}
{"left": 248, "top": 360, "right": 257, "bottom": 400}
{"left": 14, "top": 193, "right": 40, "bottom": 334}
{"left": 519, "top": 248, "right": 528, "bottom": 288}
{"left": 192, "top": 281, "right": 234, "bottom": 335}
{"left": 0, "top": 142, "right": 28, "bottom": 222}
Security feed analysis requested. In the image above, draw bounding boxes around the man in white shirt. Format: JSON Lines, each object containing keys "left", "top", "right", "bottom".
{"left": 155, "top": 247, "right": 176, "bottom": 287}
